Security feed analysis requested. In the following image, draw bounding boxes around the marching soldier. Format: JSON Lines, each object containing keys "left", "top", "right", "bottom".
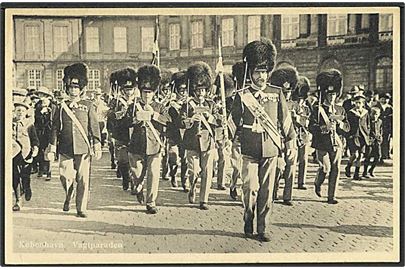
{"left": 181, "top": 62, "right": 218, "bottom": 210}
{"left": 107, "top": 68, "right": 137, "bottom": 191}
{"left": 345, "top": 94, "right": 370, "bottom": 180}
{"left": 269, "top": 66, "right": 299, "bottom": 206}
{"left": 34, "top": 86, "right": 56, "bottom": 180}
{"left": 309, "top": 69, "right": 350, "bottom": 204}
{"left": 125, "top": 64, "right": 170, "bottom": 214}
{"left": 12, "top": 89, "right": 39, "bottom": 211}
{"left": 106, "top": 71, "right": 120, "bottom": 170}
{"left": 291, "top": 76, "right": 312, "bottom": 190}
{"left": 231, "top": 38, "right": 297, "bottom": 241}
{"left": 166, "top": 70, "right": 189, "bottom": 190}
{"left": 213, "top": 73, "right": 235, "bottom": 191}
{"left": 48, "top": 63, "right": 102, "bottom": 218}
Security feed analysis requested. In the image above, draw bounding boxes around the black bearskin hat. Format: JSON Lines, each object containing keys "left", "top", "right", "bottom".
{"left": 160, "top": 69, "right": 173, "bottom": 89}
{"left": 232, "top": 61, "right": 247, "bottom": 89}
{"left": 109, "top": 70, "right": 120, "bottom": 85}
{"left": 117, "top": 67, "right": 137, "bottom": 90}
{"left": 186, "top": 61, "right": 213, "bottom": 97}
{"left": 137, "top": 64, "right": 161, "bottom": 92}
{"left": 214, "top": 73, "right": 235, "bottom": 97}
{"left": 243, "top": 38, "right": 277, "bottom": 74}
{"left": 171, "top": 70, "right": 188, "bottom": 93}
{"left": 269, "top": 66, "right": 299, "bottom": 91}
{"left": 293, "top": 75, "right": 311, "bottom": 100}
{"left": 316, "top": 69, "right": 343, "bottom": 98}
{"left": 63, "top": 63, "right": 88, "bottom": 90}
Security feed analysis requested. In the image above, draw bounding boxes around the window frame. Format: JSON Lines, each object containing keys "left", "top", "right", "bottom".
{"left": 24, "top": 25, "right": 41, "bottom": 54}
{"left": 27, "top": 69, "right": 42, "bottom": 88}
{"left": 169, "top": 23, "right": 180, "bottom": 51}
{"left": 141, "top": 26, "right": 155, "bottom": 52}
{"left": 327, "top": 14, "right": 348, "bottom": 37}
{"left": 221, "top": 17, "right": 234, "bottom": 47}
{"left": 247, "top": 16, "right": 261, "bottom": 43}
{"left": 281, "top": 14, "right": 300, "bottom": 40}
{"left": 113, "top": 27, "right": 128, "bottom": 53}
{"left": 88, "top": 69, "right": 101, "bottom": 91}
{"left": 191, "top": 20, "right": 203, "bottom": 49}
{"left": 85, "top": 26, "right": 100, "bottom": 53}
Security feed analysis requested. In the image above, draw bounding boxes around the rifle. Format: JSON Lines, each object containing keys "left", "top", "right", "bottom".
{"left": 215, "top": 36, "right": 228, "bottom": 139}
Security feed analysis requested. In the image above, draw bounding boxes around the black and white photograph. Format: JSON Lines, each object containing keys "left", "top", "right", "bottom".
{"left": 2, "top": 4, "right": 402, "bottom": 265}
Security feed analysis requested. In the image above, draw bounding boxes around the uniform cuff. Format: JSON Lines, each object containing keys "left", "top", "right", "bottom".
{"left": 285, "top": 139, "right": 296, "bottom": 149}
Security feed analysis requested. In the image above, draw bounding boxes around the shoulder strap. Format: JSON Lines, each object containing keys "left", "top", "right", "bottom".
{"left": 61, "top": 101, "right": 92, "bottom": 154}
{"left": 135, "top": 103, "right": 164, "bottom": 147}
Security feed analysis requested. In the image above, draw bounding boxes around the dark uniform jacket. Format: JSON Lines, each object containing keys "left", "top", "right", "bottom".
{"left": 309, "top": 103, "right": 350, "bottom": 152}
{"left": 346, "top": 108, "right": 370, "bottom": 148}
{"left": 107, "top": 97, "right": 132, "bottom": 144}
{"left": 166, "top": 101, "right": 185, "bottom": 146}
{"left": 231, "top": 84, "right": 296, "bottom": 159}
{"left": 291, "top": 101, "right": 311, "bottom": 146}
{"left": 181, "top": 98, "right": 217, "bottom": 153}
{"left": 378, "top": 103, "right": 393, "bottom": 138}
{"left": 125, "top": 100, "right": 171, "bottom": 156}
{"left": 34, "top": 101, "right": 57, "bottom": 149}
{"left": 13, "top": 119, "right": 39, "bottom": 160}
{"left": 51, "top": 99, "right": 101, "bottom": 158}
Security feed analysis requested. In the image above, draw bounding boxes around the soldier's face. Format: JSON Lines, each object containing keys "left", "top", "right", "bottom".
{"left": 141, "top": 90, "right": 154, "bottom": 104}
{"left": 251, "top": 70, "right": 268, "bottom": 88}
{"left": 326, "top": 92, "right": 337, "bottom": 104}
{"left": 195, "top": 88, "right": 207, "bottom": 100}
{"left": 123, "top": 88, "right": 134, "bottom": 97}
{"left": 68, "top": 86, "right": 81, "bottom": 97}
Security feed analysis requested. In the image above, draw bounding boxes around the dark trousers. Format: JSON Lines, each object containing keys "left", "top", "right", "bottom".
{"left": 13, "top": 154, "right": 31, "bottom": 202}
{"left": 364, "top": 142, "right": 381, "bottom": 174}
{"left": 37, "top": 148, "right": 50, "bottom": 176}
{"left": 381, "top": 133, "right": 391, "bottom": 159}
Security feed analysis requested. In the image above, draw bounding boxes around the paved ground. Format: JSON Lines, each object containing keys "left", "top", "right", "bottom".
{"left": 12, "top": 148, "right": 394, "bottom": 254}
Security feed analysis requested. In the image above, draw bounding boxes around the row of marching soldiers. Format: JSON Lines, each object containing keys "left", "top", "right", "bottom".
{"left": 11, "top": 37, "right": 390, "bottom": 243}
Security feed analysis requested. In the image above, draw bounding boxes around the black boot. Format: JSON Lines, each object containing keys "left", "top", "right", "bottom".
{"left": 362, "top": 164, "right": 369, "bottom": 178}
{"left": 353, "top": 167, "right": 361, "bottom": 180}
{"left": 369, "top": 166, "right": 375, "bottom": 177}
{"left": 345, "top": 164, "right": 351, "bottom": 178}
{"left": 119, "top": 165, "right": 130, "bottom": 190}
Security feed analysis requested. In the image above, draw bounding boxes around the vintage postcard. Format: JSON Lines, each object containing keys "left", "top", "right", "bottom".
{"left": 2, "top": 3, "right": 402, "bottom": 265}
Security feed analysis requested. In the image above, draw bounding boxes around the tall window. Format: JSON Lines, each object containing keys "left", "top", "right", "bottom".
{"left": 375, "top": 57, "right": 392, "bottom": 92}
{"left": 379, "top": 14, "right": 393, "bottom": 32}
{"left": 25, "top": 25, "right": 40, "bottom": 53}
{"left": 88, "top": 69, "right": 100, "bottom": 90}
{"left": 86, "top": 27, "right": 100, "bottom": 53}
{"left": 27, "top": 69, "right": 42, "bottom": 88}
{"left": 56, "top": 69, "right": 65, "bottom": 91}
{"left": 327, "top": 14, "right": 348, "bottom": 36}
{"left": 169, "top": 24, "right": 180, "bottom": 50}
{"left": 247, "top": 16, "right": 261, "bottom": 42}
{"left": 113, "top": 27, "right": 127, "bottom": 53}
{"left": 191, "top": 21, "right": 203, "bottom": 49}
{"left": 53, "top": 26, "right": 69, "bottom": 54}
{"left": 221, "top": 18, "right": 234, "bottom": 47}
{"left": 281, "top": 15, "right": 300, "bottom": 40}
{"left": 141, "top": 26, "right": 155, "bottom": 52}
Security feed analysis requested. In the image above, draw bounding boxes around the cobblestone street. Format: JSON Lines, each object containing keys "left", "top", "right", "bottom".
{"left": 12, "top": 148, "right": 394, "bottom": 254}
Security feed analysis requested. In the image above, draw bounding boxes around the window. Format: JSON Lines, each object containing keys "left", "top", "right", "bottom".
{"left": 281, "top": 15, "right": 300, "bottom": 40}
{"left": 86, "top": 27, "right": 100, "bottom": 53}
{"left": 141, "top": 26, "right": 155, "bottom": 52}
{"left": 327, "top": 14, "right": 348, "bottom": 36}
{"left": 247, "top": 16, "right": 261, "bottom": 42}
{"left": 221, "top": 18, "right": 234, "bottom": 47}
{"left": 191, "top": 21, "right": 203, "bottom": 49}
{"left": 25, "top": 25, "right": 40, "bottom": 53}
{"left": 375, "top": 57, "right": 392, "bottom": 92}
{"left": 379, "top": 14, "right": 393, "bottom": 32}
{"left": 56, "top": 69, "right": 65, "bottom": 91}
{"left": 27, "top": 69, "right": 42, "bottom": 88}
{"left": 53, "top": 26, "right": 69, "bottom": 53}
{"left": 113, "top": 27, "right": 127, "bottom": 53}
{"left": 169, "top": 24, "right": 180, "bottom": 50}
{"left": 88, "top": 69, "right": 100, "bottom": 91}
{"left": 360, "top": 14, "right": 370, "bottom": 30}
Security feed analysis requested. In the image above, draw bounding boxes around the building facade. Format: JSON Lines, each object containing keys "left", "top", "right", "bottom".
{"left": 13, "top": 13, "right": 393, "bottom": 94}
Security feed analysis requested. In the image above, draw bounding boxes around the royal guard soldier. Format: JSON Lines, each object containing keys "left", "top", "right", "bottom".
{"left": 166, "top": 70, "right": 189, "bottom": 191}
{"left": 159, "top": 69, "right": 174, "bottom": 182}
{"left": 230, "top": 38, "right": 297, "bottom": 241}
{"left": 291, "top": 76, "right": 312, "bottom": 190}
{"left": 125, "top": 64, "right": 171, "bottom": 214}
{"left": 345, "top": 94, "right": 370, "bottom": 180}
{"left": 269, "top": 66, "right": 299, "bottom": 206}
{"left": 34, "top": 86, "right": 56, "bottom": 180}
{"left": 228, "top": 61, "right": 245, "bottom": 200}
{"left": 309, "top": 69, "right": 350, "bottom": 204}
{"left": 378, "top": 93, "right": 393, "bottom": 162}
{"left": 47, "top": 63, "right": 102, "bottom": 218}
{"left": 181, "top": 62, "right": 218, "bottom": 210}
{"left": 107, "top": 68, "right": 137, "bottom": 191}
{"left": 213, "top": 73, "right": 235, "bottom": 191}
{"left": 12, "top": 90, "right": 39, "bottom": 211}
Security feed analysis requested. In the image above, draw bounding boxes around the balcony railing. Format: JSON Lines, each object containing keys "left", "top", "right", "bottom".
{"left": 281, "top": 37, "right": 318, "bottom": 49}
{"left": 379, "top": 31, "right": 393, "bottom": 41}
{"left": 326, "top": 33, "right": 369, "bottom": 46}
